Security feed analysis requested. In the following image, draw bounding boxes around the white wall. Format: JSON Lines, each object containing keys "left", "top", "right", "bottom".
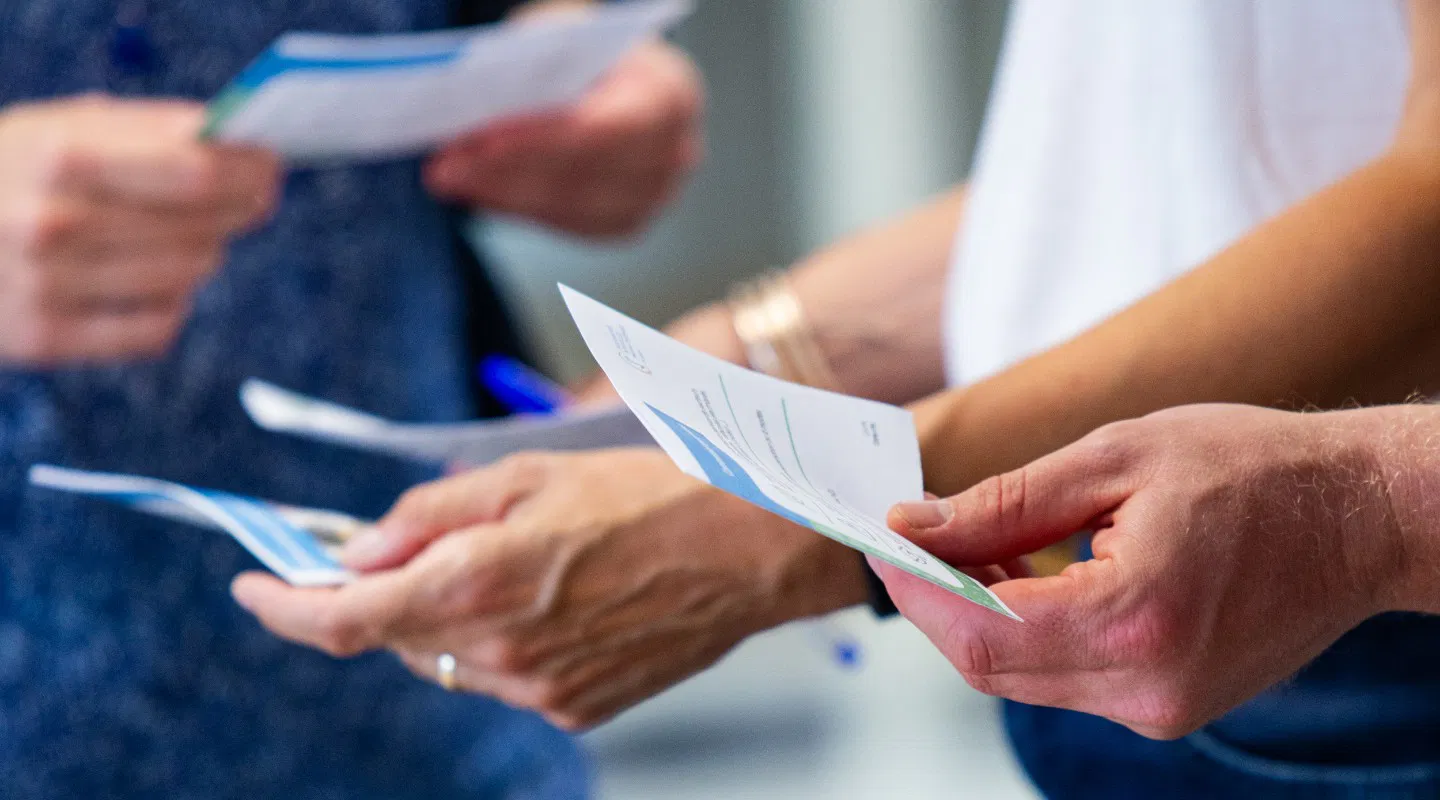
{"left": 478, "top": 0, "right": 1007, "bottom": 379}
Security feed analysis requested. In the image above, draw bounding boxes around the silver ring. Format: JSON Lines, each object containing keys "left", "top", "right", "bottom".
{"left": 436, "top": 653, "right": 458, "bottom": 692}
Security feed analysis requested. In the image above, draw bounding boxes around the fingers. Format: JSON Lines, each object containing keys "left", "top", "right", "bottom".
{"left": 79, "top": 140, "right": 281, "bottom": 218}
{"left": 393, "top": 646, "right": 537, "bottom": 705}
{"left": 343, "top": 454, "right": 548, "bottom": 571}
{"left": 230, "top": 567, "right": 433, "bottom": 658}
{"left": 0, "top": 96, "right": 285, "bottom": 365}
{"left": 873, "top": 557, "right": 1116, "bottom": 678}
{"left": 424, "top": 42, "right": 701, "bottom": 239}
{"left": 0, "top": 300, "right": 190, "bottom": 364}
{"left": 52, "top": 100, "right": 281, "bottom": 216}
{"left": 26, "top": 248, "right": 223, "bottom": 309}
{"left": 892, "top": 440, "right": 1134, "bottom": 565}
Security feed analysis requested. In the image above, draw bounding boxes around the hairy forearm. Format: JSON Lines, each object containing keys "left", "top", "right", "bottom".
{"left": 915, "top": 146, "right": 1440, "bottom": 495}
{"left": 1363, "top": 403, "right": 1440, "bottom": 616}
{"left": 666, "top": 186, "right": 965, "bottom": 405}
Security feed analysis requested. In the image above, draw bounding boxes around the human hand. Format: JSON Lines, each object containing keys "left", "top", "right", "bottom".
{"left": 874, "top": 404, "right": 1414, "bottom": 740}
{"left": 0, "top": 95, "right": 281, "bottom": 364}
{"left": 424, "top": 40, "right": 703, "bottom": 239}
{"left": 231, "top": 448, "right": 867, "bottom": 729}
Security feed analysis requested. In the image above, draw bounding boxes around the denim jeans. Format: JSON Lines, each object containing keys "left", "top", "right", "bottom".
{"left": 1006, "top": 701, "right": 1440, "bottom": 799}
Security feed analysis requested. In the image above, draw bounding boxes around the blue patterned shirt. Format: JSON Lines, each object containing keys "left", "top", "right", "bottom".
{"left": 0, "top": 2, "right": 587, "bottom": 798}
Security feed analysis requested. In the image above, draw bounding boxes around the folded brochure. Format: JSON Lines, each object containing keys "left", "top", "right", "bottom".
{"left": 29, "top": 465, "right": 354, "bottom": 587}
{"left": 558, "top": 285, "right": 1019, "bottom": 620}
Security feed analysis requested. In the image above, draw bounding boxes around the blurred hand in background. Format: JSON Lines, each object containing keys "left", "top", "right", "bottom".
{"left": 425, "top": 39, "right": 703, "bottom": 240}
{"left": 0, "top": 95, "right": 281, "bottom": 364}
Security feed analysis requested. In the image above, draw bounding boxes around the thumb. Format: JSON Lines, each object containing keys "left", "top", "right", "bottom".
{"left": 891, "top": 443, "right": 1131, "bottom": 566}
{"left": 342, "top": 456, "right": 546, "bottom": 571}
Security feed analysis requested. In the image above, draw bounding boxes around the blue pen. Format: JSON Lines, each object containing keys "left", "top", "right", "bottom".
{"left": 110, "top": 1, "right": 157, "bottom": 77}
{"left": 478, "top": 355, "right": 571, "bottom": 414}
{"left": 480, "top": 353, "right": 863, "bottom": 671}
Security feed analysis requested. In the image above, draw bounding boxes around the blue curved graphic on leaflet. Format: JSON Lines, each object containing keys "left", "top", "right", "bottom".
{"left": 645, "top": 404, "right": 815, "bottom": 530}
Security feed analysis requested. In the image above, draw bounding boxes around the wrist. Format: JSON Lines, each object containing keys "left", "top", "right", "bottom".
{"left": 664, "top": 302, "right": 747, "bottom": 366}
{"left": 768, "top": 520, "right": 870, "bottom": 623}
{"left": 1360, "top": 405, "right": 1440, "bottom": 615}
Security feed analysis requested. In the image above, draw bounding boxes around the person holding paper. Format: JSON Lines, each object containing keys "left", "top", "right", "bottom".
{"left": 0, "top": 2, "right": 701, "bottom": 798}
{"left": 873, "top": 402, "right": 1440, "bottom": 754}
{"left": 234, "top": 0, "right": 1440, "bottom": 796}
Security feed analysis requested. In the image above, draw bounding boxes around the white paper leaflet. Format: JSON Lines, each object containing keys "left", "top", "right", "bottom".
{"left": 29, "top": 465, "right": 356, "bottom": 587}
{"left": 559, "top": 285, "right": 1020, "bottom": 620}
{"left": 240, "top": 379, "right": 653, "bottom": 466}
{"left": 205, "top": 0, "right": 691, "bottom": 162}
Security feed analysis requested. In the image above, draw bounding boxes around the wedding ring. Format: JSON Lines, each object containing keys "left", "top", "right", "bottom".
{"left": 436, "top": 653, "right": 458, "bottom": 692}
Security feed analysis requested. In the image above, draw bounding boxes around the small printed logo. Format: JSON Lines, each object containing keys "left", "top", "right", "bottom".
{"left": 608, "top": 324, "right": 652, "bottom": 375}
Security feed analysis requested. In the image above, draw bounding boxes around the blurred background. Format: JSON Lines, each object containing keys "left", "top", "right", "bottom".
{"left": 474, "top": 1, "right": 1038, "bottom": 797}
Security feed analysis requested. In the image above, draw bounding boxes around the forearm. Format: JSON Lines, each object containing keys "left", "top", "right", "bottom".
{"left": 1360, "top": 403, "right": 1440, "bottom": 616}
{"left": 667, "top": 186, "right": 965, "bottom": 405}
{"left": 916, "top": 146, "right": 1440, "bottom": 495}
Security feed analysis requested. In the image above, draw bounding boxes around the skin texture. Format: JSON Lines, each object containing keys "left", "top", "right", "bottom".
{"left": 232, "top": 449, "right": 867, "bottom": 730}
{"left": 0, "top": 96, "right": 281, "bottom": 364}
{"left": 875, "top": 403, "right": 1440, "bottom": 741}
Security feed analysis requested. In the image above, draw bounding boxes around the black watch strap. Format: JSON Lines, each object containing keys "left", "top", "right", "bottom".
{"left": 861, "top": 552, "right": 899, "bottom": 617}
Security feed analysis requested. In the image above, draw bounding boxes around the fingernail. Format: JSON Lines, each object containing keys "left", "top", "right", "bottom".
{"left": 864, "top": 554, "right": 884, "bottom": 574}
{"left": 340, "top": 527, "right": 395, "bottom": 568}
{"left": 894, "top": 500, "right": 954, "bottom": 531}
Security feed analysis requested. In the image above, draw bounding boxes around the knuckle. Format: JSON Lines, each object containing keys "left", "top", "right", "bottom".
{"left": 1105, "top": 603, "right": 1184, "bottom": 665}
{"left": 1132, "top": 688, "right": 1201, "bottom": 740}
{"left": 487, "top": 638, "right": 539, "bottom": 674}
{"left": 949, "top": 625, "right": 998, "bottom": 679}
{"left": 967, "top": 468, "right": 1028, "bottom": 533}
{"left": 962, "top": 672, "right": 1002, "bottom": 698}
{"left": 21, "top": 203, "right": 79, "bottom": 259}
{"left": 314, "top": 609, "right": 367, "bottom": 657}
{"left": 39, "top": 137, "right": 93, "bottom": 192}
{"left": 527, "top": 677, "right": 570, "bottom": 713}
{"left": 495, "top": 451, "right": 549, "bottom": 489}
{"left": 1080, "top": 420, "right": 1141, "bottom": 467}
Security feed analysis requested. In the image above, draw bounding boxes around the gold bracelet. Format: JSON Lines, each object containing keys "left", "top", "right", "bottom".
{"left": 727, "top": 271, "right": 842, "bottom": 392}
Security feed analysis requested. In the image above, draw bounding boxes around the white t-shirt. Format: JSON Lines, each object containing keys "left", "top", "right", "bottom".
{"left": 944, "top": 0, "right": 1409, "bottom": 386}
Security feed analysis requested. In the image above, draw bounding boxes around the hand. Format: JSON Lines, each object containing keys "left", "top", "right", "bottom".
{"left": 0, "top": 95, "right": 281, "bottom": 364}
{"left": 424, "top": 40, "right": 703, "bottom": 239}
{"left": 874, "top": 405, "right": 1413, "bottom": 740}
{"left": 231, "top": 449, "right": 868, "bottom": 730}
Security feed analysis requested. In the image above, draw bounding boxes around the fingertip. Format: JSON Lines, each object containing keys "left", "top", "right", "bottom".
{"left": 338, "top": 525, "right": 407, "bottom": 571}
{"left": 885, "top": 505, "right": 908, "bottom": 534}
{"left": 153, "top": 100, "right": 209, "bottom": 139}
{"left": 888, "top": 499, "right": 954, "bottom": 535}
{"left": 230, "top": 571, "right": 278, "bottom": 612}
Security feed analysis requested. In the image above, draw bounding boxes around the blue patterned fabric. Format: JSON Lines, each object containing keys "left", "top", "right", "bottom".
{"left": 0, "top": 2, "right": 587, "bottom": 798}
